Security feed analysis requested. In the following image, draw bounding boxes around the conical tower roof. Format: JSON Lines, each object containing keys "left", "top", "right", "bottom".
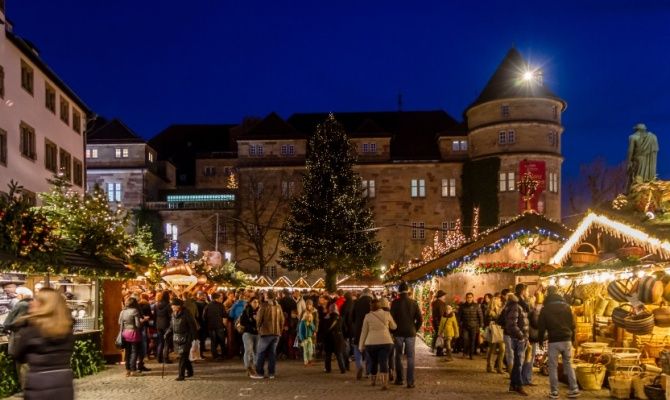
{"left": 468, "top": 48, "right": 564, "bottom": 110}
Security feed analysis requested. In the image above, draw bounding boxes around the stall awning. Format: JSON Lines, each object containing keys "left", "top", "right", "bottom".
{"left": 0, "top": 249, "right": 132, "bottom": 278}
{"left": 400, "top": 213, "right": 571, "bottom": 282}
{"left": 549, "top": 211, "right": 670, "bottom": 266}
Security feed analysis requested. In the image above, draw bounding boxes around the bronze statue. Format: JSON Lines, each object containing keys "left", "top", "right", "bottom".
{"left": 626, "top": 123, "right": 659, "bottom": 192}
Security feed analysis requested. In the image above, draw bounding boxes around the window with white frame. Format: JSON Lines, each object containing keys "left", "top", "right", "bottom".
{"left": 362, "top": 143, "right": 377, "bottom": 154}
{"left": 280, "top": 144, "right": 295, "bottom": 156}
{"left": 281, "top": 181, "right": 295, "bottom": 198}
{"left": 501, "top": 104, "right": 510, "bottom": 118}
{"left": 249, "top": 144, "right": 264, "bottom": 156}
{"left": 86, "top": 148, "right": 98, "bottom": 159}
{"left": 165, "top": 223, "right": 178, "bottom": 241}
{"left": 549, "top": 172, "right": 559, "bottom": 193}
{"left": 411, "top": 222, "right": 425, "bottom": 240}
{"left": 410, "top": 179, "right": 425, "bottom": 198}
{"left": 148, "top": 152, "right": 154, "bottom": 162}
{"left": 115, "top": 148, "right": 129, "bottom": 158}
{"left": 451, "top": 140, "right": 468, "bottom": 152}
{"left": 106, "top": 182, "right": 122, "bottom": 202}
{"left": 441, "top": 178, "right": 456, "bottom": 197}
{"left": 441, "top": 220, "right": 456, "bottom": 239}
{"left": 361, "top": 180, "right": 376, "bottom": 198}
{"left": 499, "top": 172, "right": 516, "bottom": 192}
{"left": 499, "top": 130, "right": 515, "bottom": 144}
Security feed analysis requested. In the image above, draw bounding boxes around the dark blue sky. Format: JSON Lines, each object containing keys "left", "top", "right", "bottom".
{"left": 7, "top": 0, "right": 670, "bottom": 180}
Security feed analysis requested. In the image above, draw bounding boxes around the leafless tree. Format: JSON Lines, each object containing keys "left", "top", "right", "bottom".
{"left": 567, "top": 157, "right": 627, "bottom": 216}
{"left": 235, "top": 170, "right": 292, "bottom": 275}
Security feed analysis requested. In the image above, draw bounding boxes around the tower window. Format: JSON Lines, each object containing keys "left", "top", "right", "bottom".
{"left": 410, "top": 179, "right": 426, "bottom": 198}
{"left": 441, "top": 178, "right": 456, "bottom": 197}
{"left": 452, "top": 140, "right": 467, "bottom": 152}
{"left": 501, "top": 104, "right": 510, "bottom": 118}
{"left": 499, "top": 172, "right": 516, "bottom": 192}
{"left": 507, "top": 130, "right": 515, "bottom": 143}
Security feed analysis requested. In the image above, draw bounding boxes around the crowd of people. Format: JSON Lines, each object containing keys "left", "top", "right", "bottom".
{"left": 430, "top": 283, "right": 580, "bottom": 398}
{"left": 0, "top": 279, "right": 582, "bottom": 399}
{"left": 117, "top": 282, "right": 423, "bottom": 389}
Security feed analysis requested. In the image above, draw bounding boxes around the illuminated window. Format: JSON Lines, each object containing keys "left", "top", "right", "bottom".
{"left": 165, "top": 223, "right": 178, "bottom": 241}
{"left": 452, "top": 140, "right": 467, "bottom": 152}
{"left": 362, "top": 180, "right": 376, "bottom": 198}
{"left": 441, "top": 178, "right": 456, "bottom": 197}
{"left": 115, "top": 148, "right": 129, "bottom": 158}
{"left": 107, "top": 183, "right": 122, "bottom": 202}
{"left": 86, "top": 148, "right": 98, "bottom": 159}
{"left": 549, "top": 172, "right": 559, "bottom": 193}
{"left": 410, "top": 179, "right": 425, "bottom": 198}
{"left": 362, "top": 143, "right": 377, "bottom": 154}
{"left": 441, "top": 220, "right": 456, "bottom": 240}
{"left": 499, "top": 172, "right": 516, "bottom": 192}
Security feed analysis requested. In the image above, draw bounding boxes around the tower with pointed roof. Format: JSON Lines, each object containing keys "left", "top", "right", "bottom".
{"left": 465, "top": 48, "right": 566, "bottom": 221}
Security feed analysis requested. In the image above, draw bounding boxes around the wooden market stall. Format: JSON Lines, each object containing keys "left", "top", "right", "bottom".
{"left": 541, "top": 207, "right": 670, "bottom": 393}
{"left": 400, "top": 213, "right": 571, "bottom": 298}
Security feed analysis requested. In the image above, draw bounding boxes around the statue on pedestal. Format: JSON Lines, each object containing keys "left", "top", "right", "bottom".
{"left": 626, "top": 123, "right": 659, "bottom": 192}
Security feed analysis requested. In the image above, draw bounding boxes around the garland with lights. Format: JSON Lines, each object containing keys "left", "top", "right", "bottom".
{"left": 475, "top": 261, "right": 546, "bottom": 274}
{"left": 412, "top": 227, "right": 566, "bottom": 284}
{"left": 413, "top": 282, "right": 434, "bottom": 344}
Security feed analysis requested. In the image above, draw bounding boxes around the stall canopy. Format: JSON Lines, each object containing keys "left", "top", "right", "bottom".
{"left": 400, "top": 213, "right": 572, "bottom": 282}
{"left": 337, "top": 275, "right": 385, "bottom": 290}
{"left": 0, "top": 249, "right": 132, "bottom": 278}
{"left": 550, "top": 210, "right": 670, "bottom": 266}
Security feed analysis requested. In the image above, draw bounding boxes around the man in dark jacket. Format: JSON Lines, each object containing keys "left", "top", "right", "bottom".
{"left": 457, "top": 292, "right": 483, "bottom": 360}
{"left": 204, "top": 292, "right": 227, "bottom": 360}
{"left": 430, "top": 290, "right": 447, "bottom": 354}
{"left": 390, "top": 282, "right": 423, "bottom": 389}
{"left": 351, "top": 288, "right": 372, "bottom": 380}
{"left": 166, "top": 298, "right": 198, "bottom": 381}
{"left": 503, "top": 284, "right": 530, "bottom": 396}
{"left": 155, "top": 292, "right": 172, "bottom": 364}
{"left": 538, "top": 286, "right": 579, "bottom": 399}
{"left": 195, "top": 291, "right": 209, "bottom": 359}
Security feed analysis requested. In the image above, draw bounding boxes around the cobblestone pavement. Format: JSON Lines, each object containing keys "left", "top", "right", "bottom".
{"left": 11, "top": 341, "right": 612, "bottom": 400}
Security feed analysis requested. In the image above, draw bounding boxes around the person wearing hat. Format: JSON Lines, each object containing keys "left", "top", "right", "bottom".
{"left": 390, "top": 282, "right": 422, "bottom": 389}
{"left": 165, "top": 297, "right": 198, "bottom": 381}
{"left": 430, "top": 290, "right": 447, "bottom": 355}
{"left": 359, "top": 297, "right": 396, "bottom": 390}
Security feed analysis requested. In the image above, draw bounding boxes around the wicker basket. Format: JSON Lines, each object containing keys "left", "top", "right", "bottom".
{"left": 625, "top": 310, "right": 655, "bottom": 335}
{"left": 571, "top": 242, "right": 600, "bottom": 266}
{"left": 609, "top": 375, "right": 633, "bottom": 399}
{"left": 644, "top": 376, "right": 665, "bottom": 400}
{"left": 575, "top": 363, "right": 607, "bottom": 390}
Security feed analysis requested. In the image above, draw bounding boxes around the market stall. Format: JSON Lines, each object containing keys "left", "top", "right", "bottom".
{"left": 542, "top": 207, "right": 670, "bottom": 394}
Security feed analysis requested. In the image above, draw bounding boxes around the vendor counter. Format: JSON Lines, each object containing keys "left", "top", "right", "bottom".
{"left": 0, "top": 330, "right": 105, "bottom": 398}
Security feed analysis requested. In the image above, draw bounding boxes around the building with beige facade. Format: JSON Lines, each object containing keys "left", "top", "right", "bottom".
{"left": 144, "top": 48, "right": 566, "bottom": 279}
{"left": 0, "top": 5, "right": 89, "bottom": 200}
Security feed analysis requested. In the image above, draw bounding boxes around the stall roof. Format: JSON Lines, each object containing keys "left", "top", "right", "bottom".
{"left": 337, "top": 275, "right": 385, "bottom": 289}
{"left": 0, "top": 249, "right": 132, "bottom": 278}
{"left": 549, "top": 210, "right": 670, "bottom": 266}
{"left": 400, "top": 213, "right": 571, "bottom": 282}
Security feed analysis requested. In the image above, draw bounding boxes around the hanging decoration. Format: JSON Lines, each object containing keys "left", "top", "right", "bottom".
{"left": 472, "top": 207, "right": 480, "bottom": 239}
{"left": 475, "top": 261, "right": 546, "bottom": 274}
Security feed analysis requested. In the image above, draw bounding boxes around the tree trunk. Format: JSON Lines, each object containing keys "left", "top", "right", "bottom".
{"left": 325, "top": 268, "right": 337, "bottom": 293}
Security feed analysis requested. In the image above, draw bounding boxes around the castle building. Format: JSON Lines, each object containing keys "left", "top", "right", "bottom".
{"left": 144, "top": 48, "right": 565, "bottom": 278}
{"left": 0, "top": 3, "right": 90, "bottom": 200}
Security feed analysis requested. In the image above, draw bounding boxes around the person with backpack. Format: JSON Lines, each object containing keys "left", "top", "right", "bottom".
{"left": 503, "top": 284, "right": 530, "bottom": 396}
{"left": 538, "top": 286, "right": 580, "bottom": 399}
{"left": 204, "top": 291, "right": 227, "bottom": 360}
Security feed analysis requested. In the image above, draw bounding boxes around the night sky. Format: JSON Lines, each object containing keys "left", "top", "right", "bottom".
{"left": 6, "top": 0, "right": 670, "bottom": 181}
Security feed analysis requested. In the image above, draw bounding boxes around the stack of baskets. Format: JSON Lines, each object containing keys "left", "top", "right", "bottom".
{"left": 608, "top": 367, "right": 642, "bottom": 400}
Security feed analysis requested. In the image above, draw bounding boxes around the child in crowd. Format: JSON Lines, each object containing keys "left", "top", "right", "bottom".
{"left": 298, "top": 312, "right": 316, "bottom": 366}
{"left": 438, "top": 305, "right": 459, "bottom": 361}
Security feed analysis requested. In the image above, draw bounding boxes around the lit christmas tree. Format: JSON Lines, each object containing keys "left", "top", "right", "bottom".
{"left": 279, "top": 114, "right": 381, "bottom": 291}
{"left": 227, "top": 171, "right": 239, "bottom": 189}
{"left": 39, "top": 174, "right": 129, "bottom": 257}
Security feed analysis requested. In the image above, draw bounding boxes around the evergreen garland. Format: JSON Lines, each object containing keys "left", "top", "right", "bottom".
{"left": 460, "top": 158, "right": 501, "bottom": 236}
{"left": 279, "top": 114, "right": 381, "bottom": 291}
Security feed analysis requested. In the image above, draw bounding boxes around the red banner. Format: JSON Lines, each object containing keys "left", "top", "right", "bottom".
{"left": 519, "top": 160, "right": 546, "bottom": 213}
